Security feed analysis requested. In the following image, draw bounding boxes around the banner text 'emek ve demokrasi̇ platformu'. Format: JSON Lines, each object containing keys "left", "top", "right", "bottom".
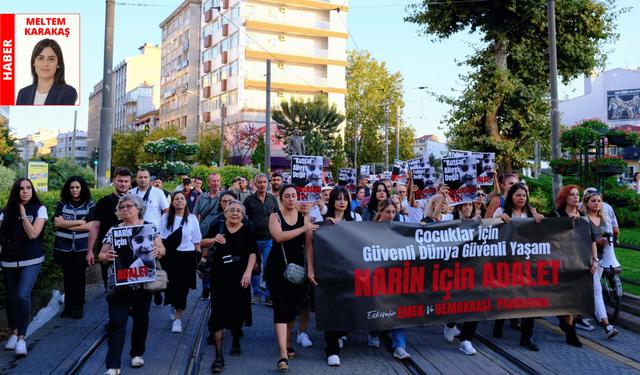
{"left": 313, "top": 217, "right": 594, "bottom": 331}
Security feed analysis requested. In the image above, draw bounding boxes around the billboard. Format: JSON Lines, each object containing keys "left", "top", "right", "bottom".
{"left": 27, "top": 161, "right": 48, "bottom": 191}
{"left": 607, "top": 88, "right": 640, "bottom": 121}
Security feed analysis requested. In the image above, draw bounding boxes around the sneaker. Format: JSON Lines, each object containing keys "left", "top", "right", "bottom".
{"left": 327, "top": 354, "right": 340, "bottom": 366}
{"left": 264, "top": 296, "right": 273, "bottom": 307}
{"left": 201, "top": 289, "right": 210, "bottom": 301}
{"left": 453, "top": 325, "right": 461, "bottom": 337}
{"left": 393, "top": 347, "right": 411, "bottom": 359}
{"left": 169, "top": 307, "right": 176, "bottom": 320}
{"left": 459, "top": 340, "right": 477, "bottom": 355}
{"left": 15, "top": 339, "right": 27, "bottom": 357}
{"left": 367, "top": 335, "right": 379, "bottom": 347}
{"left": 211, "top": 358, "right": 224, "bottom": 373}
{"left": 444, "top": 325, "right": 456, "bottom": 342}
{"left": 605, "top": 325, "right": 619, "bottom": 339}
{"left": 297, "top": 332, "right": 312, "bottom": 347}
{"left": 251, "top": 295, "right": 261, "bottom": 304}
{"left": 574, "top": 317, "right": 595, "bottom": 331}
{"left": 4, "top": 335, "right": 17, "bottom": 350}
{"left": 338, "top": 336, "right": 347, "bottom": 349}
{"left": 172, "top": 319, "right": 182, "bottom": 333}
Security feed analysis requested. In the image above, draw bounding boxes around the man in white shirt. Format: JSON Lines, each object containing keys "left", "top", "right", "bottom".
{"left": 130, "top": 168, "right": 170, "bottom": 226}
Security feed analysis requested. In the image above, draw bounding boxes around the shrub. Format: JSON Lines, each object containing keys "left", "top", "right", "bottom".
{"left": 0, "top": 165, "right": 16, "bottom": 191}
{"left": 190, "top": 165, "right": 260, "bottom": 188}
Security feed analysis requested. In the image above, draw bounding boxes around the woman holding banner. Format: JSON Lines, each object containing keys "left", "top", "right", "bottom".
{"left": 269, "top": 184, "right": 318, "bottom": 372}
{"left": 492, "top": 183, "right": 543, "bottom": 351}
{"left": 0, "top": 178, "right": 48, "bottom": 358}
{"left": 99, "top": 194, "right": 165, "bottom": 375}
{"left": 484, "top": 174, "right": 519, "bottom": 218}
{"left": 367, "top": 199, "right": 411, "bottom": 359}
{"left": 159, "top": 191, "right": 202, "bottom": 334}
{"left": 580, "top": 190, "right": 620, "bottom": 339}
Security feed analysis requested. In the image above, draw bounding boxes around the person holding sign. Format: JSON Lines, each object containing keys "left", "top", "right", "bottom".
{"left": 269, "top": 184, "right": 318, "bottom": 372}
{"left": 99, "top": 194, "right": 165, "bottom": 374}
{"left": 485, "top": 174, "right": 519, "bottom": 218}
{"left": 0, "top": 178, "right": 48, "bottom": 358}
{"left": 362, "top": 181, "right": 400, "bottom": 221}
{"left": 201, "top": 200, "right": 257, "bottom": 373}
{"left": 492, "top": 183, "right": 543, "bottom": 351}
{"left": 368, "top": 199, "right": 411, "bottom": 360}
{"left": 580, "top": 190, "right": 620, "bottom": 339}
{"left": 16, "top": 39, "right": 78, "bottom": 105}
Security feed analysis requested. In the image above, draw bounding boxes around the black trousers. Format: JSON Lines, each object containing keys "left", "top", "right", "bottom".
{"left": 55, "top": 250, "right": 87, "bottom": 312}
{"left": 446, "top": 321, "right": 479, "bottom": 342}
{"left": 324, "top": 330, "right": 348, "bottom": 357}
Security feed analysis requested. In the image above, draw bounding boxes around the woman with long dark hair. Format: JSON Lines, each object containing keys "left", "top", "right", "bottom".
{"left": 159, "top": 191, "right": 202, "bottom": 333}
{"left": 580, "top": 190, "right": 619, "bottom": 339}
{"left": 1, "top": 178, "right": 48, "bottom": 357}
{"left": 631, "top": 172, "right": 640, "bottom": 192}
{"left": 493, "top": 183, "right": 543, "bottom": 351}
{"left": 269, "top": 184, "right": 318, "bottom": 372}
{"left": 54, "top": 176, "right": 95, "bottom": 319}
{"left": 485, "top": 174, "right": 519, "bottom": 218}
{"left": 16, "top": 38, "right": 77, "bottom": 105}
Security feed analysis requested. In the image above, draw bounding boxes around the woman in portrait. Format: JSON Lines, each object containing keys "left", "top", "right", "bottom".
{"left": 16, "top": 38, "right": 77, "bottom": 105}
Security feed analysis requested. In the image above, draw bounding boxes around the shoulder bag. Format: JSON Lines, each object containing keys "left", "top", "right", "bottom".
{"left": 277, "top": 213, "right": 306, "bottom": 285}
{"left": 144, "top": 259, "right": 168, "bottom": 292}
{"left": 197, "top": 220, "right": 225, "bottom": 273}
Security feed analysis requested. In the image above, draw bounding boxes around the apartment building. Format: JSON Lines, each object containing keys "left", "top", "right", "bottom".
{"left": 53, "top": 130, "right": 89, "bottom": 163}
{"left": 159, "top": 0, "right": 202, "bottom": 142}
{"left": 87, "top": 80, "right": 103, "bottom": 154}
{"left": 199, "top": 0, "right": 348, "bottom": 164}
{"left": 113, "top": 43, "right": 162, "bottom": 134}
{"left": 17, "top": 128, "right": 63, "bottom": 160}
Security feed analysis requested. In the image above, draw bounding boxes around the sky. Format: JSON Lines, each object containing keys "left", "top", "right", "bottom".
{"left": 3, "top": 0, "right": 639, "bottom": 143}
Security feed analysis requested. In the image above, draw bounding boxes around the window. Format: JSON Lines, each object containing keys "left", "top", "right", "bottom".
{"left": 220, "top": 38, "right": 228, "bottom": 52}
{"left": 212, "top": 20, "right": 219, "bottom": 33}
{"left": 230, "top": 61, "right": 238, "bottom": 76}
{"left": 230, "top": 33, "right": 238, "bottom": 48}
{"left": 232, "top": 6, "right": 239, "bottom": 20}
{"left": 229, "top": 90, "right": 237, "bottom": 105}
{"left": 211, "top": 97, "right": 218, "bottom": 110}
{"left": 222, "top": 13, "right": 229, "bottom": 25}
{"left": 211, "top": 70, "right": 218, "bottom": 84}
{"left": 219, "top": 93, "right": 227, "bottom": 108}
{"left": 220, "top": 66, "right": 228, "bottom": 80}
{"left": 204, "top": 25, "right": 211, "bottom": 38}
{"left": 203, "top": 50, "right": 210, "bottom": 62}
{"left": 204, "top": 0, "right": 210, "bottom": 11}
{"left": 211, "top": 44, "right": 219, "bottom": 58}
{"left": 203, "top": 75, "right": 209, "bottom": 88}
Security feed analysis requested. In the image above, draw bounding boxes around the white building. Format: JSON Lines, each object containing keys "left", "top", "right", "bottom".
{"left": 53, "top": 130, "right": 89, "bottom": 164}
{"left": 17, "top": 128, "right": 63, "bottom": 160}
{"left": 199, "top": 0, "right": 348, "bottom": 165}
{"left": 412, "top": 134, "right": 448, "bottom": 159}
{"left": 559, "top": 68, "right": 640, "bottom": 128}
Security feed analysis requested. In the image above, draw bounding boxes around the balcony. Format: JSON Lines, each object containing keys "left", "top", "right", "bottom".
{"left": 245, "top": 71, "right": 327, "bottom": 87}
{"left": 245, "top": 39, "right": 328, "bottom": 59}
{"left": 221, "top": 79, "right": 227, "bottom": 92}
{"left": 212, "top": 54, "right": 222, "bottom": 71}
{"left": 181, "top": 83, "right": 188, "bottom": 93}
{"left": 222, "top": 24, "right": 229, "bottom": 37}
{"left": 164, "top": 89, "right": 176, "bottom": 99}
{"left": 204, "top": 9, "right": 214, "bottom": 23}
{"left": 245, "top": 9, "right": 330, "bottom": 31}
{"left": 203, "top": 111, "right": 211, "bottom": 122}
{"left": 204, "top": 60, "right": 212, "bottom": 73}
{"left": 222, "top": 0, "right": 229, "bottom": 10}
{"left": 204, "top": 86, "right": 212, "bottom": 98}
{"left": 222, "top": 51, "right": 228, "bottom": 64}
{"left": 182, "top": 40, "right": 189, "bottom": 51}
{"left": 213, "top": 80, "right": 221, "bottom": 94}
{"left": 227, "top": 75, "right": 238, "bottom": 91}
{"left": 228, "top": 46, "right": 239, "bottom": 61}
{"left": 204, "top": 35, "right": 213, "bottom": 48}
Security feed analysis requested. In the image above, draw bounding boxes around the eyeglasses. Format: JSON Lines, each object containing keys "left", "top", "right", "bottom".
{"left": 227, "top": 209, "right": 243, "bottom": 214}
{"left": 121, "top": 204, "right": 136, "bottom": 210}
{"left": 221, "top": 199, "right": 234, "bottom": 204}
{"left": 477, "top": 193, "right": 486, "bottom": 197}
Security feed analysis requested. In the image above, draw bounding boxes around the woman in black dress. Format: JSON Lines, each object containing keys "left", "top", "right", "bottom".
{"left": 268, "top": 184, "right": 318, "bottom": 372}
{"left": 202, "top": 200, "right": 257, "bottom": 373}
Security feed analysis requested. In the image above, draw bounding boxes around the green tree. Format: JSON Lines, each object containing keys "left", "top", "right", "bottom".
{"left": 389, "top": 122, "right": 417, "bottom": 162}
{"left": 405, "top": 0, "right": 624, "bottom": 173}
{"left": 344, "top": 50, "right": 406, "bottom": 166}
{"left": 111, "top": 129, "right": 145, "bottom": 172}
{"left": 195, "top": 123, "right": 229, "bottom": 166}
{"left": 330, "top": 133, "right": 348, "bottom": 178}
{"left": 251, "top": 135, "right": 266, "bottom": 170}
{"left": 137, "top": 126, "right": 188, "bottom": 166}
{"left": 272, "top": 95, "right": 345, "bottom": 158}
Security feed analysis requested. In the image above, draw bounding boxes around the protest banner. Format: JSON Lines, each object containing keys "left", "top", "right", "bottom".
{"left": 107, "top": 224, "right": 157, "bottom": 286}
{"left": 338, "top": 168, "right": 357, "bottom": 193}
{"left": 442, "top": 155, "right": 477, "bottom": 205}
{"left": 383, "top": 171, "right": 392, "bottom": 180}
{"left": 449, "top": 150, "right": 495, "bottom": 186}
{"left": 291, "top": 155, "right": 323, "bottom": 202}
{"left": 391, "top": 160, "right": 408, "bottom": 184}
{"left": 407, "top": 156, "right": 436, "bottom": 201}
{"left": 324, "top": 171, "right": 334, "bottom": 185}
{"left": 360, "top": 165, "right": 371, "bottom": 176}
{"left": 313, "top": 218, "right": 594, "bottom": 331}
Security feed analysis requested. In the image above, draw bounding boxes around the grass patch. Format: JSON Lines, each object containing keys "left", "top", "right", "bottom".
{"left": 616, "top": 228, "right": 640, "bottom": 296}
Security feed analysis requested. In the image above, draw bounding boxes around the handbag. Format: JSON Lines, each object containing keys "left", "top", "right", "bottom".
{"left": 144, "top": 259, "right": 168, "bottom": 292}
{"left": 277, "top": 213, "right": 306, "bottom": 285}
{"left": 197, "top": 220, "right": 225, "bottom": 273}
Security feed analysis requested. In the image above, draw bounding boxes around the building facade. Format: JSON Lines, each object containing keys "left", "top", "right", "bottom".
{"left": 198, "top": 0, "right": 348, "bottom": 166}
{"left": 113, "top": 43, "right": 162, "bottom": 134}
{"left": 412, "top": 134, "right": 448, "bottom": 158}
{"left": 87, "top": 80, "right": 103, "bottom": 154}
{"left": 17, "top": 128, "right": 63, "bottom": 160}
{"left": 53, "top": 130, "right": 89, "bottom": 164}
{"left": 159, "top": 0, "right": 202, "bottom": 142}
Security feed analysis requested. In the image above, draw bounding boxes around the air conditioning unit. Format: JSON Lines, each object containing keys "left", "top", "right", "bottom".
{"left": 279, "top": 35, "right": 287, "bottom": 42}
{"left": 280, "top": 7, "right": 287, "bottom": 13}
{"left": 278, "top": 92, "right": 285, "bottom": 97}
{"left": 278, "top": 62, "right": 286, "bottom": 69}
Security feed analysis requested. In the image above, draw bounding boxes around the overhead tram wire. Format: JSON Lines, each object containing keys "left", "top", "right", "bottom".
{"left": 214, "top": 7, "right": 325, "bottom": 95}
{"left": 350, "top": 0, "right": 490, "bottom": 9}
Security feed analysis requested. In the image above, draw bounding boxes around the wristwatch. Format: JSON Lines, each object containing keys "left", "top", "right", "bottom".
{"left": 593, "top": 258, "right": 599, "bottom": 263}
{"left": 18, "top": 216, "right": 26, "bottom": 220}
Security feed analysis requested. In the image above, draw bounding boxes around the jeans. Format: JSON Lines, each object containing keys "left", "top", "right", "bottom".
{"left": 251, "top": 239, "right": 272, "bottom": 297}
{"left": 105, "top": 289, "right": 152, "bottom": 370}
{"left": 369, "top": 328, "right": 405, "bottom": 349}
{"left": 3, "top": 264, "right": 42, "bottom": 336}
{"left": 55, "top": 250, "right": 87, "bottom": 312}
{"left": 594, "top": 266, "right": 608, "bottom": 323}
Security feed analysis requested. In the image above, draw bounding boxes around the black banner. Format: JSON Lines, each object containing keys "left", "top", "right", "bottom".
{"left": 313, "top": 218, "right": 594, "bottom": 331}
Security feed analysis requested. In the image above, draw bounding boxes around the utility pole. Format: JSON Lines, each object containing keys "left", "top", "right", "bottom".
{"left": 548, "top": 0, "right": 562, "bottom": 206}
{"left": 98, "top": 0, "right": 115, "bottom": 188}
{"left": 265, "top": 59, "right": 271, "bottom": 179}
{"left": 71, "top": 110, "right": 77, "bottom": 162}
{"left": 354, "top": 113, "right": 358, "bottom": 169}
{"left": 220, "top": 104, "right": 225, "bottom": 167}
{"left": 379, "top": 98, "right": 391, "bottom": 171}
{"left": 396, "top": 105, "right": 400, "bottom": 161}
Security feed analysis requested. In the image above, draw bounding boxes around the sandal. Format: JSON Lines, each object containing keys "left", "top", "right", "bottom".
{"left": 103, "top": 369, "right": 121, "bottom": 375}
{"left": 277, "top": 358, "right": 289, "bottom": 372}
{"left": 286, "top": 347, "right": 296, "bottom": 359}
{"left": 211, "top": 358, "right": 225, "bottom": 373}
{"left": 510, "top": 319, "right": 522, "bottom": 331}
{"left": 131, "top": 356, "right": 144, "bottom": 368}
